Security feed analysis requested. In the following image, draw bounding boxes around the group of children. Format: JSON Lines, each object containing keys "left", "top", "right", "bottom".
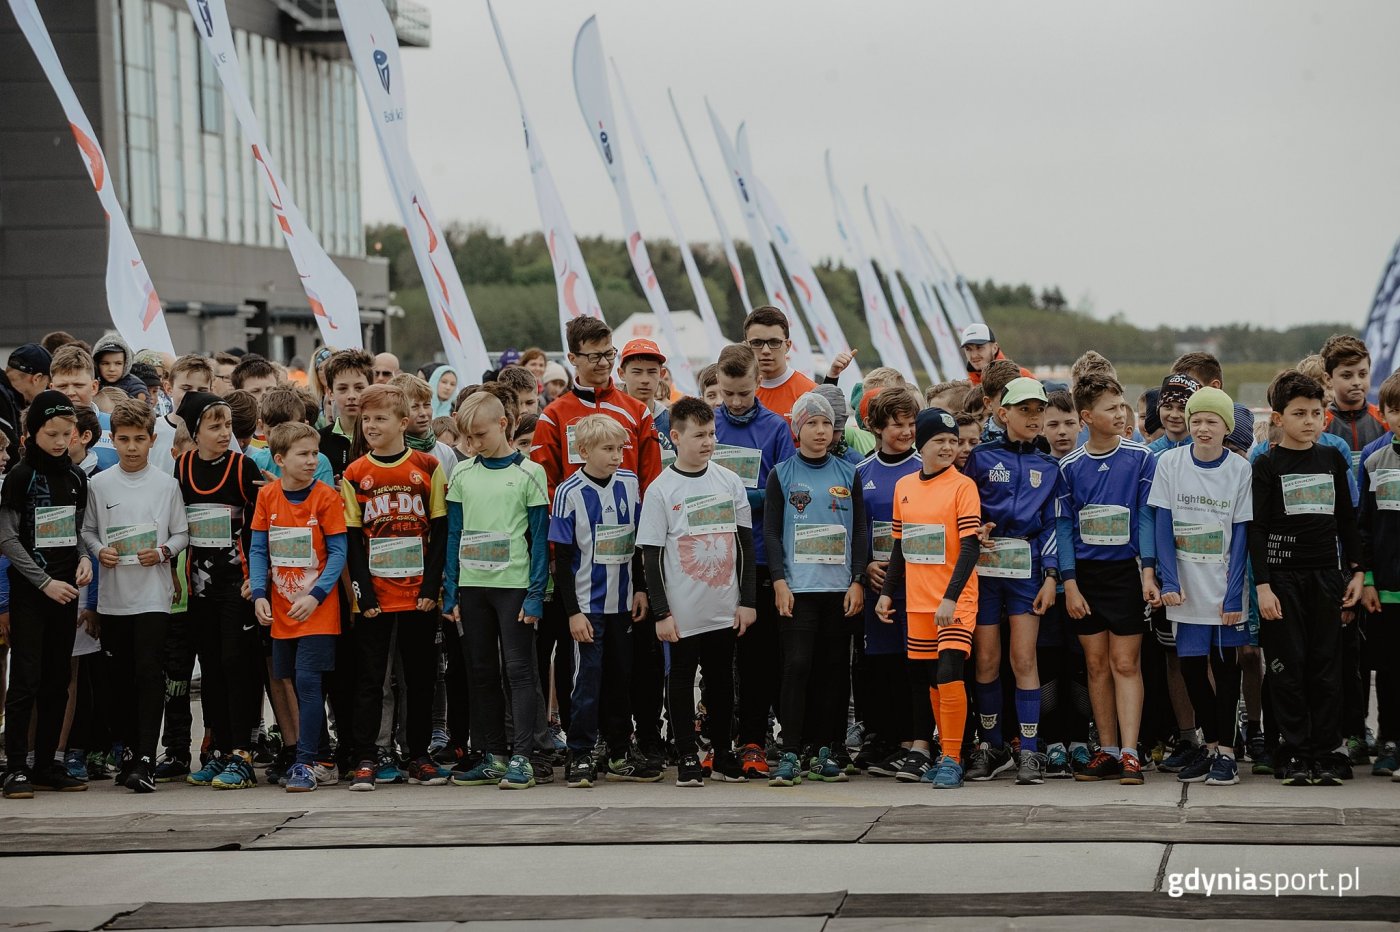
{"left": 0, "top": 312, "right": 1394, "bottom": 799}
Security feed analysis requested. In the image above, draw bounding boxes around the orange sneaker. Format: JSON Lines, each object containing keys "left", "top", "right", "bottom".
{"left": 740, "top": 743, "right": 769, "bottom": 779}
{"left": 700, "top": 750, "right": 713, "bottom": 776}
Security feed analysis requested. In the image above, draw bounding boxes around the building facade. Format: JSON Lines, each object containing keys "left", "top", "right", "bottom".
{"left": 0, "top": 0, "right": 423, "bottom": 360}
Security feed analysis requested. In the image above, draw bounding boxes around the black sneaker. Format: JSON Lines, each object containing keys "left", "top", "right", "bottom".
{"left": 966, "top": 744, "right": 1015, "bottom": 782}
{"left": 1073, "top": 750, "right": 1123, "bottom": 782}
{"left": 709, "top": 749, "right": 748, "bottom": 783}
{"left": 1312, "top": 763, "right": 1342, "bottom": 787}
{"left": 114, "top": 750, "right": 134, "bottom": 786}
{"left": 152, "top": 753, "right": 191, "bottom": 783}
{"left": 867, "top": 748, "right": 908, "bottom": 778}
{"left": 3, "top": 771, "right": 34, "bottom": 799}
{"left": 607, "top": 747, "right": 664, "bottom": 783}
{"left": 1281, "top": 760, "right": 1311, "bottom": 786}
{"left": 676, "top": 753, "right": 705, "bottom": 787}
{"left": 1015, "top": 750, "right": 1047, "bottom": 785}
{"left": 530, "top": 757, "right": 555, "bottom": 785}
{"left": 854, "top": 741, "right": 891, "bottom": 771}
{"left": 894, "top": 751, "right": 933, "bottom": 782}
{"left": 125, "top": 756, "right": 157, "bottom": 793}
{"left": 1331, "top": 755, "right": 1354, "bottom": 781}
{"left": 32, "top": 764, "right": 88, "bottom": 792}
{"left": 566, "top": 753, "right": 597, "bottom": 788}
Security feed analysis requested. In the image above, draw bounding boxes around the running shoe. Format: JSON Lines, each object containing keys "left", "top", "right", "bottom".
{"left": 768, "top": 752, "right": 802, "bottom": 787}
{"left": 1069, "top": 744, "right": 1092, "bottom": 775}
{"left": 965, "top": 743, "right": 1015, "bottom": 782}
{"left": 530, "top": 757, "right": 555, "bottom": 785}
{"left": 566, "top": 753, "right": 597, "bottom": 788}
{"left": 1074, "top": 750, "right": 1122, "bottom": 782}
{"left": 451, "top": 753, "right": 506, "bottom": 786}
{"left": 311, "top": 761, "right": 340, "bottom": 785}
{"left": 807, "top": 747, "right": 849, "bottom": 783}
{"left": 1371, "top": 742, "right": 1398, "bottom": 777}
{"left": 1312, "top": 762, "right": 1342, "bottom": 787}
{"left": 349, "top": 760, "right": 377, "bottom": 791}
{"left": 676, "top": 754, "right": 705, "bottom": 787}
{"left": 407, "top": 756, "right": 449, "bottom": 786}
{"left": 1044, "top": 743, "right": 1072, "bottom": 779}
{"left": 867, "top": 748, "right": 908, "bottom": 778}
{"left": 1251, "top": 748, "right": 1274, "bottom": 776}
{"left": 1245, "top": 724, "right": 1266, "bottom": 763}
{"left": 63, "top": 749, "right": 89, "bottom": 782}
{"left": 1280, "top": 759, "right": 1311, "bottom": 786}
{"left": 548, "top": 719, "right": 567, "bottom": 753}
{"left": 895, "top": 751, "right": 934, "bottom": 783}
{"left": 153, "top": 753, "right": 191, "bottom": 783}
{"left": 374, "top": 753, "right": 406, "bottom": 785}
{"left": 1176, "top": 747, "right": 1214, "bottom": 783}
{"left": 1205, "top": 754, "right": 1239, "bottom": 786}
{"left": 32, "top": 763, "right": 87, "bottom": 792}
{"left": 1016, "top": 751, "right": 1046, "bottom": 785}
{"left": 265, "top": 749, "right": 294, "bottom": 787}
{"left": 1120, "top": 754, "right": 1145, "bottom": 785}
{"left": 700, "top": 749, "right": 713, "bottom": 777}
{"left": 709, "top": 749, "right": 748, "bottom": 783}
{"left": 1346, "top": 736, "right": 1370, "bottom": 766}
{"left": 606, "top": 748, "right": 663, "bottom": 783}
{"left": 212, "top": 753, "right": 257, "bottom": 790}
{"left": 831, "top": 746, "right": 858, "bottom": 775}
{"left": 3, "top": 771, "right": 34, "bottom": 799}
{"left": 1333, "top": 756, "right": 1354, "bottom": 780}
{"left": 931, "top": 756, "right": 964, "bottom": 789}
{"left": 433, "top": 743, "right": 466, "bottom": 769}
{"left": 125, "top": 756, "right": 156, "bottom": 793}
{"left": 740, "top": 743, "right": 769, "bottom": 779}
{"left": 285, "top": 763, "right": 317, "bottom": 793}
{"left": 1159, "top": 738, "right": 1201, "bottom": 773}
{"left": 85, "top": 751, "right": 113, "bottom": 780}
{"left": 499, "top": 755, "right": 534, "bottom": 790}
{"left": 853, "top": 740, "right": 891, "bottom": 771}
{"left": 187, "top": 752, "right": 225, "bottom": 786}
{"left": 846, "top": 720, "right": 864, "bottom": 752}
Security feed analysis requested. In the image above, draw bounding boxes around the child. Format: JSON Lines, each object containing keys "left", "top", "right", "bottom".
{"left": 1251, "top": 370, "right": 1364, "bottom": 785}
{"left": 813, "top": 384, "right": 864, "bottom": 464}
{"left": 953, "top": 413, "right": 980, "bottom": 472}
{"left": 925, "top": 379, "right": 971, "bottom": 413}
{"left": 513, "top": 413, "right": 537, "bottom": 458}
{"left": 247, "top": 387, "right": 336, "bottom": 487}
{"left": 150, "top": 354, "right": 216, "bottom": 476}
{"left": 230, "top": 355, "right": 280, "bottom": 403}
{"left": 963, "top": 378, "right": 1065, "bottom": 785}
{"left": 496, "top": 366, "right": 541, "bottom": 421}
{"left": 1149, "top": 388, "right": 1253, "bottom": 787}
{"left": 171, "top": 393, "right": 264, "bottom": 790}
{"left": 1320, "top": 335, "right": 1386, "bottom": 476}
{"left": 390, "top": 373, "right": 457, "bottom": 470}
{"left": 1042, "top": 390, "right": 1079, "bottom": 459}
{"left": 341, "top": 385, "right": 448, "bottom": 790}
{"left": 639, "top": 398, "right": 756, "bottom": 787}
{"left": 48, "top": 345, "right": 118, "bottom": 472}
{"left": 875, "top": 407, "right": 982, "bottom": 789}
{"left": 81, "top": 399, "right": 189, "bottom": 792}
{"left": 1151, "top": 374, "right": 1201, "bottom": 456}
{"left": 1056, "top": 374, "right": 1157, "bottom": 785}
{"left": 698, "top": 363, "right": 722, "bottom": 409}
{"left": 319, "top": 349, "right": 372, "bottom": 484}
{"left": 1359, "top": 369, "right": 1400, "bottom": 780}
{"left": 250, "top": 422, "right": 348, "bottom": 792}
{"left": 765, "top": 393, "right": 867, "bottom": 785}
{"left": 427, "top": 365, "right": 458, "bottom": 418}
{"left": 443, "top": 392, "right": 550, "bottom": 789}
{"left": 0, "top": 392, "right": 92, "bottom": 797}
{"left": 91, "top": 331, "right": 148, "bottom": 399}
{"left": 431, "top": 416, "right": 458, "bottom": 449}
{"left": 548, "top": 414, "right": 653, "bottom": 787}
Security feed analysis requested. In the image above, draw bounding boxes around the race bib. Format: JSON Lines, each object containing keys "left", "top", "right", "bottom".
{"left": 871, "top": 520, "right": 896, "bottom": 562}
{"left": 594, "top": 524, "right": 636, "bottom": 565}
{"left": 685, "top": 493, "right": 737, "bottom": 536}
{"left": 1079, "top": 504, "right": 1131, "bottom": 546}
{"left": 1281, "top": 473, "right": 1335, "bottom": 516}
{"left": 186, "top": 504, "right": 232, "bottom": 549}
{"left": 34, "top": 505, "right": 76, "bottom": 548}
{"left": 712, "top": 445, "right": 762, "bottom": 489}
{"left": 107, "top": 523, "right": 156, "bottom": 565}
{"left": 1373, "top": 468, "right": 1400, "bottom": 511}
{"left": 902, "top": 523, "right": 946, "bottom": 565}
{"left": 977, "top": 537, "right": 1032, "bottom": 579}
{"left": 566, "top": 424, "right": 584, "bottom": 465}
{"left": 793, "top": 524, "right": 847, "bottom": 565}
{"left": 459, "top": 531, "right": 511, "bottom": 571}
{"left": 369, "top": 537, "right": 424, "bottom": 578}
{"left": 1173, "top": 520, "right": 1225, "bottom": 564}
{"left": 269, "top": 526, "right": 314, "bottom": 568}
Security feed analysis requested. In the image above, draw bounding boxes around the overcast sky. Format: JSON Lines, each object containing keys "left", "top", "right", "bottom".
{"left": 356, "top": 0, "right": 1400, "bottom": 330}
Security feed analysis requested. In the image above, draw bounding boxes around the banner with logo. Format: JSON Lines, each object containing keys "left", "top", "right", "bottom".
{"left": 572, "top": 18, "right": 696, "bottom": 393}
{"left": 883, "top": 199, "right": 965, "bottom": 379}
{"left": 9, "top": 0, "right": 175, "bottom": 356}
{"left": 338, "top": 0, "right": 486, "bottom": 378}
{"left": 188, "top": 0, "right": 361, "bottom": 349}
{"left": 1363, "top": 236, "right": 1400, "bottom": 401}
{"left": 826, "top": 153, "right": 925, "bottom": 381}
{"left": 486, "top": 1, "right": 604, "bottom": 361}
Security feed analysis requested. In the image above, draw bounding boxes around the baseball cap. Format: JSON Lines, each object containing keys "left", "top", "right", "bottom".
{"left": 498, "top": 348, "right": 522, "bottom": 369}
{"left": 1000, "top": 377, "right": 1048, "bottom": 407}
{"left": 960, "top": 323, "right": 994, "bottom": 346}
{"left": 1159, "top": 373, "right": 1202, "bottom": 406}
{"left": 620, "top": 338, "right": 666, "bottom": 365}
{"left": 7, "top": 343, "right": 52, "bottom": 377}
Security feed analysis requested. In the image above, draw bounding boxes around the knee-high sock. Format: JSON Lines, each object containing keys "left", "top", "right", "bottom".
{"left": 928, "top": 686, "right": 941, "bottom": 735}
{"left": 975, "top": 678, "right": 1002, "bottom": 747}
{"left": 941, "top": 681, "right": 968, "bottom": 764}
{"left": 1015, "top": 687, "right": 1040, "bottom": 753}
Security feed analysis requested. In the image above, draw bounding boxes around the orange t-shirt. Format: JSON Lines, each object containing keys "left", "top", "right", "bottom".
{"left": 756, "top": 368, "right": 818, "bottom": 422}
{"left": 891, "top": 467, "right": 981, "bottom": 615}
{"left": 251, "top": 481, "right": 347, "bottom": 639}
{"left": 341, "top": 449, "right": 448, "bottom": 613}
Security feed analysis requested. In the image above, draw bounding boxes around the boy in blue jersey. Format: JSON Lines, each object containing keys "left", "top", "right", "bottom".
{"left": 713, "top": 343, "right": 796, "bottom": 778}
{"left": 1057, "top": 374, "right": 1158, "bottom": 785}
{"left": 1359, "top": 370, "right": 1400, "bottom": 779}
{"left": 549, "top": 414, "right": 655, "bottom": 788}
{"left": 963, "top": 378, "right": 1065, "bottom": 785}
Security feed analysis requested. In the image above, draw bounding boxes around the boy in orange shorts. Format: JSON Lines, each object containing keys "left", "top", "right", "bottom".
{"left": 876, "top": 407, "right": 982, "bottom": 788}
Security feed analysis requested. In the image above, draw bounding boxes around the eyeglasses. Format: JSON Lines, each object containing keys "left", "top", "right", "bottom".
{"left": 576, "top": 348, "right": 618, "bottom": 366}
{"left": 747, "top": 338, "right": 786, "bottom": 351}
{"left": 373, "top": 370, "right": 396, "bottom": 379}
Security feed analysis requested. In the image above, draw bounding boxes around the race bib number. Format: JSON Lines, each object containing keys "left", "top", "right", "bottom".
{"left": 186, "top": 504, "right": 232, "bottom": 549}
{"left": 1173, "top": 520, "right": 1225, "bottom": 564}
{"left": 107, "top": 523, "right": 157, "bottom": 565}
{"left": 712, "top": 445, "right": 761, "bottom": 489}
{"left": 594, "top": 524, "right": 636, "bottom": 565}
{"left": 1281, "top": 473, "right": 1335, "bottom": 516}
{"left": 684, "top": 493, "right": 737, "bottom": 536}
{"left": 1373, "top": 468, "right": 1400, "bottom": 511}
{"left": 1079, "top": 504, "right": 1131, "bottom": 546}
{"left": 566, "top": 424, "right": 584, "bottom": 465}
{"left": 34, "top": 505, "right": 76, "bottom": 548}
{"left": 269, "top": 526, "right": 314, "bottom": 569}
{"left": 793, "top": 524, "right": 847, "bottom": 565}
{"left": 369, "top": 537, "right": 424, "bottom": 578}
{"left": 871, "top": 520, "right": 896, "bottom": 562}
{"left": 902, "top": 523, "right": 946, "bottom": 565}
{"left": 977, "top": 537, "right": 1032, "bottom": 579}
{"left": 459, "top": 531, "right": 511, "bottom": 571}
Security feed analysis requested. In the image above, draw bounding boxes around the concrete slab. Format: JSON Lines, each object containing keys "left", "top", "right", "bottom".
{"left": 458, "top": 922, "right": 827, "bottom": 932}
{"left": 0, "top": 904, "right": 139, "bottom": 931}
{"left": 827, "top": 919, "right": 1400, "bottom": 931}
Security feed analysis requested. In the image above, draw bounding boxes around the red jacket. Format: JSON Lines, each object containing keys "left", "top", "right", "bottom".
{"left": 533, "top": 379, "right": 662, "bottom": 501}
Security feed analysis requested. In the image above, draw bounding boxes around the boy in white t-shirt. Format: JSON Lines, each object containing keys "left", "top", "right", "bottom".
{"left": 1148, "top": 388, "right": 1253, "bottom": 787}
{"left": 638, "top": 397, "right": 757, "bottom": 788}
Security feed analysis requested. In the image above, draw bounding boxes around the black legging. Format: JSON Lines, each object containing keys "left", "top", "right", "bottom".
{"left": 103, "top": 611, "right": 171, "bottom": 762}
{"left": 778, "top": 592, "right": 848, "bottom": 754}
{"left": 1036, "top": 645, "right": 1092, "bottom": 747}
{"left": 1180, "top": 647, "right": 1242, "bottom": 748}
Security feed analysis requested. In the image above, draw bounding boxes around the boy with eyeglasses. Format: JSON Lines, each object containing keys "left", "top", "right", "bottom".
{"left": 745, "top": 306, "right": 853, "bottom": 422}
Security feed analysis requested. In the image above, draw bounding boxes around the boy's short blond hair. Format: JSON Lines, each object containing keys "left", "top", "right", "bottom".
{"left": 1070, "top": 350, "right": 1116, "bottom": 387}
{"left": 269, "top": 421, "right": 320, "bottom": 458}
{"left": 455, "top": 391, "right": 506, "bottom": 437}
{"left": 50, "top": 344, "right": 95, "bottom": 379}
{"left": 95, "top": 386, "right": 128, "bottom": 413}
{"left": 110, "top": 398, "right": 156, "bottom": 434}
{"left": 697, "top": 364, "right": 719, "bottom": 390}
{"left": 431, "top": 416, "right": 458, "bottom": 440}
{"left": 389, "top": 372, "right": 432, "bottom": 405}
{"left": 358, "top": 384, "right": 410, "bottom": 420}
{"left": 1297, "top": 354, "right": 1326, "bottom": 384}
{"left": 862, "top": 367, "right": 906, "bottom": 391}
{"left": 170, "top": 353, "right": 214, "bottom": 383}
{"left": 257, "top": 386, "right": 308, "bottom": 429}
{"left": 573, "top": 413, "right": 627, "bottom": 453}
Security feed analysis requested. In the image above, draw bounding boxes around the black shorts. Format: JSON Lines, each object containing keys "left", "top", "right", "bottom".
{"left": 1073, "top": 559, "right": 1147, "bottom": 638}
{"left": 1149, "top": 604, "right": 1174, "bottom": 649}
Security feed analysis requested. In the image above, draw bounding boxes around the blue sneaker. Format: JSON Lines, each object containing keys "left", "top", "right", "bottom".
{"left": 187, "top": 752, "right": 225, "bottom": 786}
{"left": 1069, "top": 744, "right": 1092, "bottom": 775}
{"left": 212, "top": 753, "right": 257, "bottom": 789}
{"left": 284, "top": 763, "right": 317, "bottom": 793}
{"left": 374, "top": 754, "right": 405, "bottom": 785}
{"left": 1371, "top": 742, "right": 1398, "bottom": 777}
{"left": 1205, "top": 753, "right": 1239, "bottom": 786}
{"left": 1176, "top": 746, "right": 1214, "bottom": 783}
{"left": 499, "top": 754, "right": 535, "bottom": 789}
{"left": 452, "top": 753, "right": 506, "bottom": 786}
{"left": 769, "top": 751, "right": 802, "bottom": 787}
{"left": 931, "top": 755, "right": 964, "bottom": 788}
{"left": 807, "top": 747, "right": 849, "bottom": 783}
{"left": 64, "top": 749, "right": 90, "bottom": 782}
{"left": 1044, "top": 742, "right": 1072, "bottom": 778}
{"left": 1161, "top": 738, "right": 1202, "bottom": 773}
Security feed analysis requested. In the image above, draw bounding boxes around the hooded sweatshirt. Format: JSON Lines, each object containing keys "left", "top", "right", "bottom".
{"left": 92, "top": 331, "right": 150, "bottom": 399}
{"left": 427, "top": 365, "right": 458, "bottom": 419}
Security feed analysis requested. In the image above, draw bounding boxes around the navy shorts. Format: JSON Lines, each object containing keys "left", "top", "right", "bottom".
{"left": 977, "top": 576, "right": 1041, "bottom": 626}
{"left": 272, "top": 633, "right": 337, "bottom": 679}
{"left": 1173, "top": 620, "right": 1249, "bottom": 658}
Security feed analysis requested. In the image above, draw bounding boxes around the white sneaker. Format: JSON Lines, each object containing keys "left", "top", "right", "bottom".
{"left": 312, "top": 761, "right": 340, "bottom": 785}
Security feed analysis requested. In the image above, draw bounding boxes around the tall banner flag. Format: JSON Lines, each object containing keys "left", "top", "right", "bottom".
{"left": 862, "top": 185, "right": 943, "bottom": 381}
{"left": 705, "top": 101, "right": 815, "bottom": 375}
{"left": 486, "top": 0, "right": 604, "bottom": 358}
{"left": 188, "top": 0, "right": 361, "bottom": 349}
{"left": 338, "top": 0, "right": 485, "bottom": 378}
{"left": 1362, "top": 236, "right": 1400, "bottom": 400}
{"left": 9, "top": 0, "right": 175, "bottom": 356}
{"left": 914, "top": 225, "right": 978, "bottom": 329}
{"left": 670, "top": 91, "right": 752, "bottom": 316}
{"left": 825, "top": 153, "right": 920, "bottom": 381}
{"left": 882, "top": 199, "right": 964, "bottom": 378}
{"left": 572, "top": 17, "right": 696, "bottom": 393}
{"left": 929, "top": 229, "right": 987, "bottom": 326}
{"left": 612, "top": 66, "right": 727, "bottom": 358}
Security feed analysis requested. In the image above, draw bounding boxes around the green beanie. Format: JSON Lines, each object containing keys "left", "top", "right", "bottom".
{"left": 1185, "top": 386, "right": 1235, "bottom": 433}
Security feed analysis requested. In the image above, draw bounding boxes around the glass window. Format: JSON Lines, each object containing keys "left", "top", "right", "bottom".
{"left": 177, "top": 18, "right": 204, "bottom": 239}
{"left": 121, "top": 0, "right": 159, "bottom": 230}
{"left": 197, "top": 30, "right": 222, "bottom": 134}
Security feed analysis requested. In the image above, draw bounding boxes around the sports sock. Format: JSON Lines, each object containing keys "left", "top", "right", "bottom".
{"left": 940, "top": 681, "right": 968, "bottom": 764}
{"left": 1102, "top": 745, "right": 1120, "bottom": 758}
{"left": 928, "top": 687, "right": 941, "bottom": 734}
{"left": 974, "top": 679, "right": 1002, "bottom": 747}
{"left": 1015, "top": 688, "right": 1040, "bottom": 753}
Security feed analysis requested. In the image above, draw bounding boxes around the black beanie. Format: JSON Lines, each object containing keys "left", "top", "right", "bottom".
{"left": 915, "top": 407, "right": 959, "bottom": 451}
{"left": 26, "top": 390, "right": 77, "bottom": 437}
{"left": 175, "top": 391, "right": 228, "bottom": 436}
